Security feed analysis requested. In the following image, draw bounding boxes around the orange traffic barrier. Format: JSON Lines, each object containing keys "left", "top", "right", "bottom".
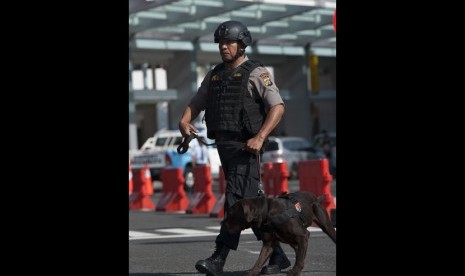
{"left": 272, "top": 162, "right": 290, "bottom": 197}
{"left": 156, "top": 168, "right": 189, "bottom": 212}
{"left": 262, "top": 162, "right": 274, "bottom": 197}
{"left": 210, "top": 166, "right": 226, "bottom": 218}
{"left": 129, "top": 164, "right": 155, "bottom": 211}
{"left": 186, "top": 165, "right": 216, "bottom": 214}
{"left": 129, "top": 161, "right": 133, "bottom": 195}
{"left": 298, "top": 159, "right": 336, "bottom": 219}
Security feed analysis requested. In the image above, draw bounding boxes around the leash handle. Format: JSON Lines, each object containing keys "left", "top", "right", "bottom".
{"left": 177, "top": 133, "right": 197, "bottom": 154}
{"left": 177, "top": 133, "right": 217, "bottom": 154}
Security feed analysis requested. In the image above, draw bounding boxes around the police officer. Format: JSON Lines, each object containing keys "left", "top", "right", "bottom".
{"left": 179, "top": 20, "right": 287, "bottom": 275}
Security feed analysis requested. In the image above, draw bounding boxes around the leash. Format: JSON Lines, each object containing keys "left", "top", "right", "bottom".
{"left": 256, "top": 152, "right": 265, "bottom": 196}
{"left": 178, "top": 133, "right": 264, "bottom": 197}
{"left": 177, "top": 133, "right": 216, "bottom": 154}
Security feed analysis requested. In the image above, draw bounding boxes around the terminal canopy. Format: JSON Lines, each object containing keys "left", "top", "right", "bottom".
{"left": 129, "top": 0, "right": 336, "bottom": 56}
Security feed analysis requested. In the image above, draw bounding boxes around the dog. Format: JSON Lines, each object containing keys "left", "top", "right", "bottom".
{"left": 221, "top": 191, "right": 336, "bottom": 276}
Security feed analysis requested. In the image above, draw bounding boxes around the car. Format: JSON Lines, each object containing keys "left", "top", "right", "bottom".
{"left": 261, "top": 136, "right": 322, "bottom": 179}
{"left": 312, "top": 131, "right": 336, "bottom": 177}
{"left": 131, "top": 128, "right": 221, "bottom": 183}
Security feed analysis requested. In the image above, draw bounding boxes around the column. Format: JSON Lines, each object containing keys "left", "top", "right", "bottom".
{"left": 129, "top": 59, "right": 138, "bottom": 150}
{"left": 155, "top": 65, "right": 168, "bottom": 130}
{"left": 305, "top": 43, "right": 317, "bottom": 139}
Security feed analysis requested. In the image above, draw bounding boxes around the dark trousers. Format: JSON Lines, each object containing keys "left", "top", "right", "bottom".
{"left": 214, "top": 140, "right": 263, "bottom": 250}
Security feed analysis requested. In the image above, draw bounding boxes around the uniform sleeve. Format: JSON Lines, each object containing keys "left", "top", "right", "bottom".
{"left": 248, "top": 67, "right": 284, "bottom": 112}
{"left": 189, "top": 70, "right": 212, "bottom": 111}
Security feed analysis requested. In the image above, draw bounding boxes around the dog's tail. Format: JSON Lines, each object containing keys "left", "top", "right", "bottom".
{"left": 312, "top": 195, "right": 336, "bottom": 244}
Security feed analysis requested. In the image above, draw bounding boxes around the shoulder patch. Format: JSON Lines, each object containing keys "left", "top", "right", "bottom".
{"left": 211, "top": 74, "right": 220, "bottom": 81}
{"left": 260, "top": 73, "right": 273, "bottom": 86}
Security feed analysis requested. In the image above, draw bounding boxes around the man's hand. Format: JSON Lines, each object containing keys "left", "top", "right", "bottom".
{"left": 245, "top": 134, "right": 266, "bottom": 154}
{"left": 243, "top": 104, "right": 284, "bottom": 154}
{"left": 179, "top": 105, "right": 201, "bottom": 137}
{"left": 179, "top": 121, "right": 199, "bottom": 137}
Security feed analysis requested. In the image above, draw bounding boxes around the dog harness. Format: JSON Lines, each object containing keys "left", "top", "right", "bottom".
{"left": 260, "top": 192, "right": 308, "bottom": 232}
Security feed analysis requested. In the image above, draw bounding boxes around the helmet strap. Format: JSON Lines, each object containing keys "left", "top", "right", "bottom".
{"left": 224, "top": 49, "right": 244, "bottom": 64}
{"left": 235, "top": 48, "right": 245, "bottom": 59}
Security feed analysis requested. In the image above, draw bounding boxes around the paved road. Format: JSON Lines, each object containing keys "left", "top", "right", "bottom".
{"left": 129, "top": 179, "right": 336, "bottom": 275}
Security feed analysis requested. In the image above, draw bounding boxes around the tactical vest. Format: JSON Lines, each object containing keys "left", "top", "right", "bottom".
{"left": 205, "top": 60, "right": 267, "bottom": 139}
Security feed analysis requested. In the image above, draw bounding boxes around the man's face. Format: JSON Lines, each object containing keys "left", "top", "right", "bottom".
{"left": 218, "top": 39, "right": 240, "bottom": 62}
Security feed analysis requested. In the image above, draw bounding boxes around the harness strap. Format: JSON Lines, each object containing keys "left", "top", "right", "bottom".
{"left": 261, "top": 193, "right": 308, "bottom": 230}
{"left": 279, "top": 193, "right": 308, "bottom": 226}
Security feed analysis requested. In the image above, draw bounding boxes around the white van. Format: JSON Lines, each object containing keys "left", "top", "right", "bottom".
{"left": 131, "top": 128, "right": 221, "bottom": 180}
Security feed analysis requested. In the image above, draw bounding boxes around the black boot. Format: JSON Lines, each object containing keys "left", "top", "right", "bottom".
{"left": 195, "top": 242, "right": 230, "bottom": 276}
{"left": 260, "top": 245, "right": 291, "bottom": 275}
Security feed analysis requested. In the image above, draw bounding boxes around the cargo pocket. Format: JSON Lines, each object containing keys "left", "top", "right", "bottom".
{"left": 226, "top": 163, "right": 260, "bottom": 199}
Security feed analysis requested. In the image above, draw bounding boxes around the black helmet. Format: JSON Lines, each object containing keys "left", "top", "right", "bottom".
{"left": 214, "top": 21, "right": 252, "bottom": 46}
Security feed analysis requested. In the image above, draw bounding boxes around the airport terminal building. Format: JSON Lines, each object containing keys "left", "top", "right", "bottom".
{"left": 129, "top": 0, "right": 336, "bottom": 149}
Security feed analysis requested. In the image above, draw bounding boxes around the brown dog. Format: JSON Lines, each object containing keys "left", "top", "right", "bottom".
{"left": 221, "top": 191, "right": 336, "bottom": 276}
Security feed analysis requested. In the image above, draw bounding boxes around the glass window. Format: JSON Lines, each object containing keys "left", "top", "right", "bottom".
{"left": 283, "top": 139, "right": 311, "bottom": 151}
{"left": 172, "top": 136, "right": 183, "bottom": 146}
{"left": 155, "top": 137, "right": 168, "bottom": 147}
